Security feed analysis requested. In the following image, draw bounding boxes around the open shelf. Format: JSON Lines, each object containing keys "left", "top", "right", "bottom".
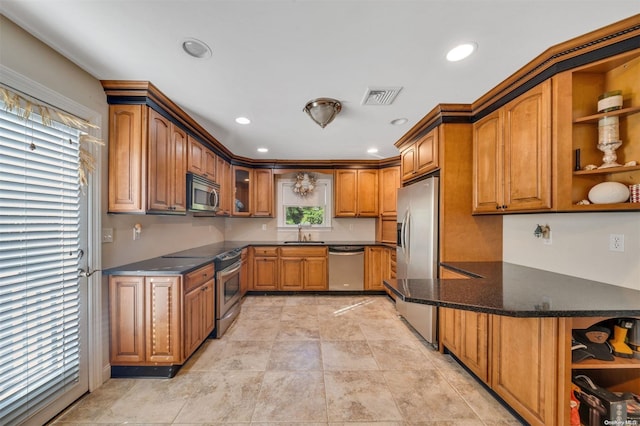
{"left": 574, "top": 164, "right": 640, "bottom": 175}
{"left": 573, "top": 106, "right": 640, "bottom": 124}
{"left": 573, "top": 357, "right": 640, "bottom": 370}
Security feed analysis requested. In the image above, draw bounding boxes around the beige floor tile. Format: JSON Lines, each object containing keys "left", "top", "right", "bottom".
{"left": 240, "top": 304, "right": 283, "bottom": 320}
{"left": 226, "top": 319, "right": 280, "bottom": 341}
{"left": 197, "top": 340, "right": 273, "bottom": 371}
{"left": 252, "top": 371, "right": 327, "bottom": 422}
{"left": 172, "top": 370, "right": 264, "bottom": 423}
{"left": 268, "top": 340, "right": 323, "bottom": 370}
{"left": 318, "top": 317, "right": 366, "bottom": 340}
{"left": 281, "top": 304, "right": 319, "bottom": 321}
{"left": 321, "top": 340, "right": 379, "bottom": 370}
{"left": 383, "top": 370, "right": 480, "bottom": 422}
{"left": 276, "top": 319, "right": 321, "bottom": 340}
{"left": 324, "top": 370, "right": 403, "bottom": 422}
{"left": 368, "top": 339, "right": 436, "bottom": 370}
{"left": 359, "top": 318, "right": 418, "bottom": 341}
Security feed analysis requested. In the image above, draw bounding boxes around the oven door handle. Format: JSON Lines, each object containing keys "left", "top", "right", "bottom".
{"left": 218, "top": 262, "right": 242, "bottom": 279}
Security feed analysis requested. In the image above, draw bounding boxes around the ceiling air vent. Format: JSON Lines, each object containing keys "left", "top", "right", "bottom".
{"left": 361, "top": 86, "right": 402, "bottom": 106}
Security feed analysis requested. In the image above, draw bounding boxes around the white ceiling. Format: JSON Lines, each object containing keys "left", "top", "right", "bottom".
{"left": 2, "top": 1, "right": 639, "bottom": 161}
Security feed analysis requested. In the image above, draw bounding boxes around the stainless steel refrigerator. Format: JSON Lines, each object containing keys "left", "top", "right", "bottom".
{"left": 395, "top": 176, "right": 439, "bottom": 344}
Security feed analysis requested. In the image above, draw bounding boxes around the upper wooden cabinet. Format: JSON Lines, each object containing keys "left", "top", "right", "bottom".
{"left": 378, "top": 166, "right": 400, "bottom": 216}
{"left": 334, "top": 169, "right": 379, "bottom": 217}
{"left": 554, "top": 49, "right": 640, "bottom": 212}
{"left": 400, "top": 127, "right": 438, "bottom": 182}
{"left": 232, "top": 166, "right": 273, "bottom": 217}
{"left": 107, "top": 105, "right": 187, "bottom": 214}
{"left": 216, "top": 156, "right": 232, "bottom": 216}
{"left": 473, "top": 80, "right": 552, "bottom": 214}
{"left": 187, "top": 136, "right": 216, "bottom": 180}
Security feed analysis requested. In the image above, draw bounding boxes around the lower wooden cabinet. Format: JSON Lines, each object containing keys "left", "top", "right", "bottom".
{"left": 364, "top": 246, "right": 390, "bottom": 290}
{"left": 279, "top": 246, "right": 328, "bottom": 291}
{"left": 440, "top": 307, "right": 489, "bottom": 383}
{"left": 251, "top": 246, "right": 279, "bottom": 291}
{"left": 108, "top": 264, "right": 215, "bottom": 369}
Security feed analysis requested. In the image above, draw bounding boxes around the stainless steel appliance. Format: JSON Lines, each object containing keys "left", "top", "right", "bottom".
{"left": 396, "top": 176, "right": 439, "bottom": 344}
{"left": 187, "top": 172, "right": 220, "bottom": 213}
{"left": 328, "top": 245, "right": 365, "bottom": 291}
{"left": 213, "top": 249, "right": 242, "bottom": 337}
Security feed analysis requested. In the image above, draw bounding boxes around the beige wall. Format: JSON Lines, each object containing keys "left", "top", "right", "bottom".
{"left": 503, "top": 212, "right": 640, "bottom": 290}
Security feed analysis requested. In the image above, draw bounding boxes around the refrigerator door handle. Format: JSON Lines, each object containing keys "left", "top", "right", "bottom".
{"left": 405, "top": 210, "right": 411, "bottom": 263}
{"left": 400, "top": 209, "right": 408, "bottom": 256}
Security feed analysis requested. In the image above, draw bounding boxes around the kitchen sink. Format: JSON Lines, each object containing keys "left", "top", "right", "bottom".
{"left": 283, "top": 241, "right": 325, "bottom": 244}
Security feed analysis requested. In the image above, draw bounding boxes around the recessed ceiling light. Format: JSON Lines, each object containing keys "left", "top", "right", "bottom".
{"left": 367, "top": 148, "right": 379, "bottom": 154}
{"left": 390, "top": 118, "right": 408, "bottom": 126}
{"left": 257, "top": 147, "right": 268, "bottom": 153}
{"left": 446, "top": 42, "right": 477, "bottom": 62}
{"left": 235, "top": 117, "right": 251, "bottom": 125}
{"left": 182, "top": 38, "right": 212, "bottom": 59}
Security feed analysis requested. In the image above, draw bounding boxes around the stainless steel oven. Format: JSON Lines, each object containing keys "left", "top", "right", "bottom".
{"left": 214, "top": 249, "right": 242, "bottom": 337}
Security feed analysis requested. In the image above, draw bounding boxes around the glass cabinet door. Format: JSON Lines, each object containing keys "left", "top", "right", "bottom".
{"left": 233, "top": 166, "right": 251, "bottom": 215}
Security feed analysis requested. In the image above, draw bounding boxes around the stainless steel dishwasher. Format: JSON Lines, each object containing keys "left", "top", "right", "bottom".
{"left": 328, "top": 245, "right": 365, "bottom": 291}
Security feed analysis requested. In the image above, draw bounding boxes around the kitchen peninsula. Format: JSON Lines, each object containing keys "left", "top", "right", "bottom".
{"left": 384, "top": 263, "right": 640, "bottom": 426}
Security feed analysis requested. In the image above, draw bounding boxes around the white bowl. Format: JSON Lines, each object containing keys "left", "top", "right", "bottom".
{"left": 588, "top": 182, "right": 630, "bottom": 204}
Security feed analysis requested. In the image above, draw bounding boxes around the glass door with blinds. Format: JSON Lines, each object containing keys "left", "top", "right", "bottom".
{"left": 0, "top": 99, "right": 89, "bottom": 426}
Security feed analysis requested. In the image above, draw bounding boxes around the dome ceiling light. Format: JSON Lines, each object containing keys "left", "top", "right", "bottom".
{"left": 446, "top": 42, "right": 477, "bottom": 62}
{"left": 303, "top": 98, "right": 342, "bottom": 128}
{"left": 182, "top": 38, "right": 212, "bottom": 59}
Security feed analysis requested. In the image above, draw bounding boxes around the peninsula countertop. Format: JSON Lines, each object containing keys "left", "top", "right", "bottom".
{"left": 384, "top": 261, "right": 640, "bottom": 317}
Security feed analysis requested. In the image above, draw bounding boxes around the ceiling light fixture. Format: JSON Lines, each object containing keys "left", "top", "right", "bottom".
{"left": 367, "top": 148, "right": 379, "bottom": 154}
{"left": 235, "top": 116, "right": 251, "bottom": 125}
{"left": 446, "top": 42, "right": 477, "bottom": 62}
{"left": 303, "top": 98, "right": 342, "bottom": 128}
{"left": 390, "top": 118, "right": 408, "bottom": 126}
{"left": 182, "top": 38, "right": 212, "bottom": 59}
{"left": 257, "top": 147, "right": 268, "bottom": 153}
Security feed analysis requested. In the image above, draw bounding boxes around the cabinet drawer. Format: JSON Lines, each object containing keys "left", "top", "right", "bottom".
{"left": 253, "top": 246, "right": 279, "bottom": 257}
{"left": 184, "top": 264, "right": 214, "bottom": 293}
{"left": 279, "top": 246, "right": 327, "bottom": 257}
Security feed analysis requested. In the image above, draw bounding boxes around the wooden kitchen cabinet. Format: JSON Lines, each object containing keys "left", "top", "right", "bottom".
{"left": 232, "top": 166, "right": 274, "bottom": 217}
{"left": 279, "top": 246, "right": 328, "bottom": 291}
{"left": 240, "top": 248, "right": 249, "bottom": 296}
{"left": 378, "top": 166, "right": 400, "bottom": 216}
{"left": 216, "top": 156, "right": 232, "bottom": 216}
{"left": 334, "top": 169, "right": 379, "bottom": 217}
{"left": 251, "top": 246, "right": 279, "bottom": 291}
{"left": 554, "top": 49, "right": 640, "bottom": 212}
{"left": 364, "top": 246, "right": 389, "bottom": 290}
{"left": 109, "top": 264, "right": 215, "bottom": 372}
{"left": 439, "top": 307, "right": 489, "bottom": 383}
{"left": 473, "top": 80, "right": 552, "bottom": 214}
{"left": 491, "top": 315, "right": 558, "bottom": 426}
{"left": 400, "top": 126, "right": 438, "bottom": 182}
{"left": 107, "top": 104, "right": 187, "bottom": 214}
{"left": 187, "top": 135, "right": 216, "bottom": 180}
{"left": 109, "top": 275, "right": 182, "bottom": 365}
{"left": 183, "top": 264, "right": 215, "bottom": 359}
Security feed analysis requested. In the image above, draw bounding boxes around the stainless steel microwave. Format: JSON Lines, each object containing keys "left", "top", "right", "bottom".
{"left": 187, "top": 173, "right": 220, "bottom": 213}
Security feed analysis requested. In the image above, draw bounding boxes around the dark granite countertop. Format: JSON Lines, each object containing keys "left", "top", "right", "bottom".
{"left": 384, "top": 262, "right": 640, "bottom": 318}
{"left": 103, "top": 240, "right": 388, "bottom": 276}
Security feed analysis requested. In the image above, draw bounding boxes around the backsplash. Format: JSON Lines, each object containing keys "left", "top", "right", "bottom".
{"left": 503, "top": 212, "right": 640, "bottom": 290}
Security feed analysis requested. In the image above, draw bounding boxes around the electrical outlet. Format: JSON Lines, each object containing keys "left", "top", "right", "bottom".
{"left": 543, "top": 231, "right": 552, "bottom": 245}
{"left": 102, "top": 228, "right": 113, "bottom": 243}
{"left": 262, "top": 224, "right": 267, "bottom": 231}
{"left": 609, "top": 234, "right": 624, "bottom": 252}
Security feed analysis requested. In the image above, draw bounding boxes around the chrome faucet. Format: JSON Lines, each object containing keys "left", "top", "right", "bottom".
{"left": 298, "top": 224, "right": 303, "bottom": 242}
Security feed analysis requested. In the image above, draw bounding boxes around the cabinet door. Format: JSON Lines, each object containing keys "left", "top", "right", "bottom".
{"left": 491, "top": 315, "right": 558, "bottom": 426}
{"left": 253, "top": 257, "right": 278, "bottom": 290}
{"left": 183, "top": 287, "right": 203, "bottom": 358}
{"left": 204, "top": 150, "right": 216, "bottom": 180}
{"left": 357, "top": 169, "right": 379, "bottom": 216}
{"left": 240, "top": 249, "right": 249, "bottom": 296}
{"left": 334, "top": 169, "right": 358, "bottom": 217}
{"left": 109, "top": 276, "right": 145, "bottom": 364}
{"left": 400, "top": 145, "right": 417, "bottom": 181}
{"left": 416, "top": 128, "right": 438, "bottom": 175}
{"left": 233, "top": 166, "right": 251, "bottom": 216}
{"left": 379, "top": 166, "right": 400, "bottom": 216}
{"left": 364, "top": 246, "right": 386, "bottom": 290}
{"left": 473, "top": 110, "right": 503, "bottom": 213}
{"left": 187, "top": 136, "right": 205, "bottom": 175}
{"left": 202, "top": 280, "right": 215, "bottom": 336}
{"left": 216, "top": 156, "right": 232, "bottom": 216}
{"left": 170, "top": 124, "right": 187, "bottom": 212}
{"left": 148, "top": 109, "right": 172, "bottom": 211}
{"left": 145, "top": 276, "right": 182, "bottom": 363}
{"left": 252, "top": 168, "right": 273, "bottom": 217}
{"left": 304, "top": 257, "right": 328, "bottom": 290}
{"left": 280, "top": 257, "right": 304, "bottom": 290}
{"left": 503, "top": 80, "right": 551, "bottom": 211}
{"left": 440, "top": 307, "right": 462, "bottom": 355}
{"left": 108, "top": 105, "right": 145, "bottom": 213}
{"left": 459, "top": 311, "right": 489, "bottom": 383}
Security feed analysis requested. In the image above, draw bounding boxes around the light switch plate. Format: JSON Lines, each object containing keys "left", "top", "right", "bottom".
{"left": 102, "top": 228, "right": 113, "bottom": 243}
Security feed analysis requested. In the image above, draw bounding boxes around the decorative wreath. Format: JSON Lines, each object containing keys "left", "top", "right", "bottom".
{"left": 293, "top": 172, "right": 316, "bottom": 197}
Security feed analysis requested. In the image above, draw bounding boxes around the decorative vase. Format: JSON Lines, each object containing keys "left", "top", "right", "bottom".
{"left": 597, "top": 116, "right": 622, "bottom": 169}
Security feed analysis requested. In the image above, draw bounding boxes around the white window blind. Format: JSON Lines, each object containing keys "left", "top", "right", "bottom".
{"left": 0, "top": 99, "right": 82, "bottom": 425}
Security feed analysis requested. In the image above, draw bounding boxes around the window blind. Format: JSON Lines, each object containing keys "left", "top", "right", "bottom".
{"left": 0, "top": 100, "right": 82, "bottom": 425}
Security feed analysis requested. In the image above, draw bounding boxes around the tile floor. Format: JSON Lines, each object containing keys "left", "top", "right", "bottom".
{"left": 50, "top": 295, "right": 524, "bottom": 425}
